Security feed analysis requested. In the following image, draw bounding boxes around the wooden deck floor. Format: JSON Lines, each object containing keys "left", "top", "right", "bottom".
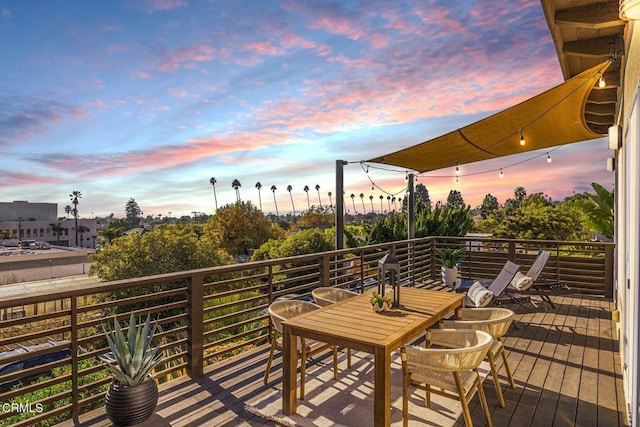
{"left": 60, "top": 289, "right": 628, "bottom": 427}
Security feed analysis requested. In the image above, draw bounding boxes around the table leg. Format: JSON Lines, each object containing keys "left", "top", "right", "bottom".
{"left": 373, "top": 347, "right": 391, "bottom": 426}
{"left": 282, "top": 324, "right": 297, "bottom": 415}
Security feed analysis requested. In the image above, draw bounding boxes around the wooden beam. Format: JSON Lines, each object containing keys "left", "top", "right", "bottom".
{"left": 563, "top": 35, "right": 620, "bottom": 57}
{"left": 587, "top": 88, "right": 618, "bottom": 103}
{"left": 585, "top": 103, "right": 616, "bottom": 116}
{"left": 555, "top": 1, "right": 625, "bottom": 29}
{"left": 585, "top": 113, "right": 614, "bottom": 126}
{"left": 587, "top": 123, "right": 609, "bottom": 135}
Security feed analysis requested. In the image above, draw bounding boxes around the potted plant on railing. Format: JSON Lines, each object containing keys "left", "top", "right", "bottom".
{"left": 436, "top": 248, "right": 463, "bottom": 287}
{"left": 100, "top": 313, "right": 162, "bottom": 427}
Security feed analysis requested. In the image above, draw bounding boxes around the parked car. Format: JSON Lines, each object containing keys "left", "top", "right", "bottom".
{"left": 0, "top": 340, "right": 71, "bottom": 391}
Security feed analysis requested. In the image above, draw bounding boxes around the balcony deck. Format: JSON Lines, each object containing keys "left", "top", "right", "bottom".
{"left": 59, "top": 284, "right": 627, "bottom": 427}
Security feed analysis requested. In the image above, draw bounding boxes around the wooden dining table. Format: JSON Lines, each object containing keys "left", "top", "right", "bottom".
{"left": 281, "top": 287, "right": 465, "bottom": 426}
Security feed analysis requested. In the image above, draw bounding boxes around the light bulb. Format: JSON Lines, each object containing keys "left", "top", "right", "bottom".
{"left": 547, "top": 153, "right": 552, "bottom": 163}
{"left": 455, "top": 175, "right": 459, "bottom": 183}
{"left": 499, "top": 169, "right": 504, "bottom": 179}
{"left": 598, "top": 75, "right": 606, "bottom": 88}
{"left": 519, "top": 130, "right": 525, "bottom": 146}
{"left": 455, "top": 164, "right": 460, "bottom": 175}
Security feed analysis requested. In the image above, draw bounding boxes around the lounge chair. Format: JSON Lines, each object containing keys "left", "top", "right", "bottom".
{"left": 455, "top": 260, "right": 520, "bottom": 308}
{"left": 504, "top": 249, "right": 573, "bottom": 309}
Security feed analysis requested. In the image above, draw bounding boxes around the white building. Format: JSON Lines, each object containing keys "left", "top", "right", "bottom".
{"left": 0, "top": 201, "right": 97, "bottom": 248}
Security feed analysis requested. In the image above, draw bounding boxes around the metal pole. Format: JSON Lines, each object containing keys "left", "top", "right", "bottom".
{"left": 335, "top": 160, "right": 347, "bottom": 250}
{"left": 407, "top": 173, "right": 415, "bottom": 239}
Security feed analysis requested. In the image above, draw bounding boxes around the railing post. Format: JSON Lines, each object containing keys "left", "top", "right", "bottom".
{"left": 430, "top": 238, "right": 437, "bottom": 281}
{"left": 71, "top": 296, "right": 79, "bottom": 424}
{"left": 187, "top": 275, "right": 204, "bottom": 378}
{"left": 604, "top": 244, "right": 614, "bottom": 299}
{"left": 508, "top": 241, "right": 516, "bottom": 262}
{"left": 319, "top": 253, "right": 331, "bottom": 287}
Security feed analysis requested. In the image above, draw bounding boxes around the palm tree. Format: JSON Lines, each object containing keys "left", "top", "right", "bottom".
{"left": 392, "top": 196, "right": 397, "bottom": 212}
{"left": 328, "top": 192, "right": 333, "bottom": 210}
{"left": 209, "top": 177, "right": 218, "bottom": 211}
{"left": 350, "top": 194, "right": 357, "bottom": 214}
{"left": 64, "top": 205, "right": 72, "bottom": 219}
{"left": 255, "top": 182, "right": 263, "bottom": 211}
{"left": 49, "top": 222, "right": 63, "bottom": 243}
{"left": 69, "top": 190, "right": 82, "bottom": 246}
{"left": 75, "top": 225, "right": 90, "bottom": 248}
{"left": 379, "top": 195, "right": 384, "bottom": 213}
{"left": 231, "top": 179, "right": 241, "bottom": 202}
{"left": 369, "top": 195, "right": 375, "bottom": 213}
{"left": 287, "top": 185, "right": 296, "bottom": 217}
{"left": 270, "top": 185, "right": 279, "bottom": 217}
{"left": 315, "top": 184, "right": 322, "bottom": 208}
{"left": 303, "top": 185, "right": 310, "bottom": 210}
{"left": 359, "top": 193, "right": 366, "bottom": 213}
{"left": 387, "top": 195, "right": 391, "bottom": 211}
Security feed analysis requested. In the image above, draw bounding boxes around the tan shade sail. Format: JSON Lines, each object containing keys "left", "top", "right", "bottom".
{"left": 368, "top": 61, "right": 611, "bottom": 172}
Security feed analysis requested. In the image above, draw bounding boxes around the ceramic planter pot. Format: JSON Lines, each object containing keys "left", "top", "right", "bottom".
{"left": 441, "top": 266, "right": 458, "bottom": 287}
{"left": 105, "top": 378, "right": 158, "bottom": 426}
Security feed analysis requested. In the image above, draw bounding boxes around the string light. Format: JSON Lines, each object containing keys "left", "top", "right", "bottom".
{"left": 598, "top": 75, "right": 606, "bottom": 88}
{"left": 358, "top": 146, "right": 563, "bottom": 191}
{"left": 519, "top": 129, "right": 525, "bottom": 146}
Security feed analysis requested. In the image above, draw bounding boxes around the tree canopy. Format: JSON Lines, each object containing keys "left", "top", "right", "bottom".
{"left": 203, "top": 201, "right": 285, "bottom": 256}
{"left": 90, "top": 223, "right": 231, "bottom": 281}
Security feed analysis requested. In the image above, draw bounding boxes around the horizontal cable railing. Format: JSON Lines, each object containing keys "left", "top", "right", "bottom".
{"left": 0, "top": 236, "right": 613, "bottom": 426}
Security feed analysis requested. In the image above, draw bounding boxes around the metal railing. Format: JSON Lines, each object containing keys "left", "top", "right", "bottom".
{"left": 0, "top": 236, "right": 613, "bottom": 426}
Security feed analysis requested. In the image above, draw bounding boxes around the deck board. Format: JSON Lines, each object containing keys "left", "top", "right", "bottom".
{"left": 57, "top": 289, "right": 629, "bottom": 427}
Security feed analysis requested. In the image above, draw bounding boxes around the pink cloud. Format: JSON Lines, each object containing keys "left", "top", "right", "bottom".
{"left": 27, "top": 131, "right": 299, "bottom": 178}
{"left": 159, "top": 44, "right": 215, "bottom": 71}
{"left": 144, "top": 0, "right": 187, "bottom": 13}
{"left": 0, "top": 171, "right": 62, "bottom": 188}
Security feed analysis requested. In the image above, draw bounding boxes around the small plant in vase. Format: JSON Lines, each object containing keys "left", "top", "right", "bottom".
{"left": 436, "top": 247, "right": 463, "bottom": 287}
{"left": 100, "top": 313, "right": 162, "bottom": 426}
{"left": 370, "top": 291, "right": 392, "bottom": 312}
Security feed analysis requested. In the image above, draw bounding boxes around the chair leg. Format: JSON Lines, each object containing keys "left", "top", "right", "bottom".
{"left": 487, "top": 352, "right": 505, "bottom": 407}
{"left": 474, "top": 368, "right": 493, "bottom": 427}
{"left": 402, "top": 372, "right": 409, "bottom": 427}
{"left": 498, "top": 342, "right": 516, "bottom": 389}
{"left": 263, "top": 336, "right": 278, "bottom": 385}
{"left": 454, "top": 372, "right": 473, "bottom": 427}
{"left": 347, "top": 348, "right": 352, "bottom": 368}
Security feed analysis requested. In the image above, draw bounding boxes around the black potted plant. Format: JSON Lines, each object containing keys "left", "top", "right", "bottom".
{"left": 436, "top": 247, "right": 463, "bottom": 287}
{"left": 100, "top": 313, "right": 162, "bottom": 427}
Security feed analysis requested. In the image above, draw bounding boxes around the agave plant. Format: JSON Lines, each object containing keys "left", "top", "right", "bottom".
{"left": 101, "top": 313, "right": 162, "bottom": 386}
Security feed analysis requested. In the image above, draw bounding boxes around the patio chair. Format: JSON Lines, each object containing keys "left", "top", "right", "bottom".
{"left": 456, "top": 260, "right": 520, "bottom": 308}
{"left": 504, "top": 249, "right": 573, "bottom": 309}
{"left": 263, "top": 300, "right": 339, "bottom": 400}
{"left": 440, "top": 307, "right": 516, "bottom": 408}
{"left": 312, "top": 287, "right": 358, "bottom": 367}
{"left": 401, "top": 329, "right": 494, "bottom": 427}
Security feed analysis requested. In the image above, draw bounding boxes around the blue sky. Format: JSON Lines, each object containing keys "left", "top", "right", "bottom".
{"left": 0, "top": 0, "right": 612, "bottom": 218}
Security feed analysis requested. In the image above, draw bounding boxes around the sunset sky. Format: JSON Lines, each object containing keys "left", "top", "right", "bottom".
{"left": 0, "top": 0, "right": 613, "bottom": 218}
